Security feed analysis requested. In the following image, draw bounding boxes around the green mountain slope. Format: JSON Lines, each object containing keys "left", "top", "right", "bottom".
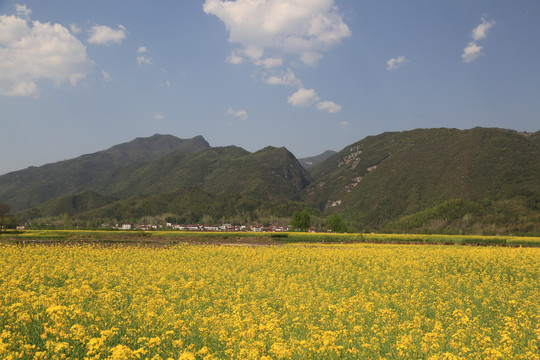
{"left": 305, "top": 127, "right": 540, "bottom": 230}
{"left": 0, "top": 134, "right": 209, "bottom": 211}
{"left": 18, "top": 191, "right": 117, "bottom": 219}
{"left": 78, "top": 186, "right": 306, "bottom": 225}
{"left": 6, "top": 127, "right": 540, "bottom": 235}
{"left": 384, "top": 195, "right": 540, "bottom": 235}
{"left": 83, "top": 186, "right": 216, "bottom": 223}
{"left": 528, "top": 130, "right": 540, "bottom": 145}
{"left": 89, "top": 145, "right": 312, "bottom": 202}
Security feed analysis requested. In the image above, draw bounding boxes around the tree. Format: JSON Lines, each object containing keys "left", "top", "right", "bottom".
{"left": 327, "top": 213, "right": 347, "bottom": 233}
{"left": 62, "top": 213, "right": 72, "bottom": 230}
{"left": 290, "top": 210, "right": 311, "bottom": 231}
{"left": 0, "top": 202, "right": 11, "bottom": 233}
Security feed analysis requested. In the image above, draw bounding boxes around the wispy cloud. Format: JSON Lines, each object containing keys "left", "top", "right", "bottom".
{"left": 471, "top": 18, "right": 495, "bottom": 41}
{"left": 136, "top": 46, "right": 153, "bottom": 67}
{"left": 254, "top": 57, "right": 283, "bottom": 69}
{"left": 14, "top": 4, "right": 31, "bottom": 16}
{"left": 227, "top": 107, "right": 248, "bottom": 120}
{"left": 462, "top": 42, "right": 483, "bottom": 63}
{"left": 154, "top": 112, "right": 164, "bottom": 120}
{"left": 101, "top": 69, "right": 112, "bottom": 83}
{"left": 88, "top": 24, "right": 127, "bottom": 46}
{"left": 70, "top": 23, "right": 81, "bottom": 34}
{"left": 387, "top": 56, "right": 408, "bottom": 71}
{"left": 263, "top": 69, "right": 303, "bottom": 87}
{"left": 226, "top": 51, "right": 245, "bottom": 65}
{"left": 137, "top": 56, "right": 153, "bottom": 66}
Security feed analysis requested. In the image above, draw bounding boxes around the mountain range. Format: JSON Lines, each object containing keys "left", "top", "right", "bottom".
{"left": 2, "top": 127, "right": 539, "bottom": 235}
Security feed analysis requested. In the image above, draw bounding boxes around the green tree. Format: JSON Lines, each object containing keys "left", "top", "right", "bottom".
{"left": 0, "top": 202, "right": 11, "bottom": 233}
{"left": 327, "top": 213, "right": 347, "bottom": 233}
{"left": 290, "top": 210, "right": 311, "bottom": 231}
{"left": 62, "top": 213, "right": 72, "bottom": 230}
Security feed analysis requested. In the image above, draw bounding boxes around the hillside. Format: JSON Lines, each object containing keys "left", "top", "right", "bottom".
{"left": 528, "top": 130, "right": 540, "bottom": 145}
{"left": 5, "top": 127, "right": 540, "bottom": 235}
{"left": 304, "top": 127, "right": 540, "bottom": 231}
{"left": 18, "top": 191, "right": 117, "bottom": 220}
{"left": 0, "top": 134, "right": 209, "bottom": 211}
{"left": 88, "top": 145, "right": 312, "bottom": 201}
{"left": 13, "top": 142, "right": 313, "bottom": 226}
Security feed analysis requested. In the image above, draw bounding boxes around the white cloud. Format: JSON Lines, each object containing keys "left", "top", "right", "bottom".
{"left": 226, "top": 51, "right": 245, "bottom": 64}
{"left": 2, "top": 80, "right": 37, "bottom": 97}
{"left": 340, "top": 120, "right": 350, "bottom": 128}
{"left": 462, "top": 18, "right": 495, "bottom": 63}
{"left": 14, "top": 4, "right": 31, "bottom": 17}
{"left": 136, "top": 47, "right": 153, "bottom": 67}
{"left": 288, "top": 88, "right": 341, "bottom": 112}
{"left": 287, "top": 88, "right": 319, "bottom": 107}
{"left": 300, "top": 51, "right": 323, "bottom": 66}
{"left": 243, "top": 47, "right": 263, "bottom": 60}
{"left": 264, "top": 69, "right": 302, "bottom": 87}
{"left": 255, "top": 57, "right": 283, "bottom": 68}
{"left": 137, "top": 56, "right": 153, "bottom": 66}
{"left": 387, "top": 55, "right": 408, "bottom": 71}
{"left": 0, "top": 10, "right": 93, "bottom": 97}
{"left": 87, "top": 24, "right": 127, "bottom": 46}
{"left": 69, "top": 23, "right": 81, "bottom": 34}
{"left": 203, "top": 0, "right": 351, "bottom": 66}
{"left": 462, "top": 41, "right": 482, "bottom": 63}
{"left": 227, "top": 107, "right": 248, "bottom": 120}
{"left": 154, "top": 112, "right": 164, "bottom": 120}
{"left": 204, "top": 0, "right": 348, "bottom": 113}
{"left": 471, "top": 18, "right": 495, "bottom": 41}
{"left": 317, "top": 100, "right": 341, "bottom": 113}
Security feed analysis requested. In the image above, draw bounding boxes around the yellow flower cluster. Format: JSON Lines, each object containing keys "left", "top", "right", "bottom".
{"left": 0, "top": 244, "right": 538, "bottom": 359}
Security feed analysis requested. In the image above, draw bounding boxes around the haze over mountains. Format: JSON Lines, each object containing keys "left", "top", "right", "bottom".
{"left": 2, "top": 127, "right": 539, "bottom": 235}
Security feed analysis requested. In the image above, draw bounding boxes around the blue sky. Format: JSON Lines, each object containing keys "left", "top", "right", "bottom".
{"left": 1, "top": 0, "right": 539, "bottom": 175}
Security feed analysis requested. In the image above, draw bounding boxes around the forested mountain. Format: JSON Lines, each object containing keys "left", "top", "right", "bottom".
{"left": 87, "top": 145, "right": 311, "bottom": 201}
{"left": 18, "top": 191, "right": 117, "bottom": 220}
{"left": 0, "top": 134, "right": 209, "bottom": 211}
{"left": 3, "top": 127, "right": 540, "bottom": 235}
{"left": 304, "top": 127, "right": 540, "bottom": 233}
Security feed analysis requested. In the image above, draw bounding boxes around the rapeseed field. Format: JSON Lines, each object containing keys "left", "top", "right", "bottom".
{"left": 0, "top": 243, "right": 538, "bottom": 359}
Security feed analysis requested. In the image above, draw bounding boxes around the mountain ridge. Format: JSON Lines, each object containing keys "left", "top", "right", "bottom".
{"left": 3, "top": 127, "right": 540, "bottom": 235}
{"left": 0, "top": 134, "right": 210, "bottom": 211}
{"left": 304, "top": 127, "right": 540, "bottom": 231}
